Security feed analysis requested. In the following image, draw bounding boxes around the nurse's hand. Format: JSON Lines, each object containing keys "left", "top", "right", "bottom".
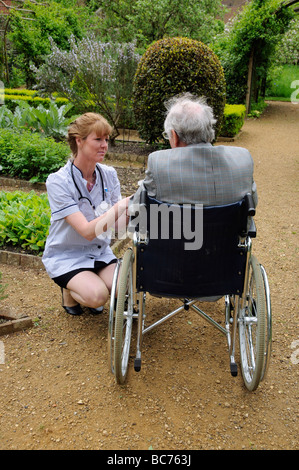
{"left": 116, "top": 196, "right": 132, "bottom": 212}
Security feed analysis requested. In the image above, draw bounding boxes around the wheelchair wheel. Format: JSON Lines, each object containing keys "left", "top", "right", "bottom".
{"left": 238, "top": 255, "right": 267, "bottom": 391}
{"left": 114, "top": 249, "right": 134, "bottom": 384}
{"left": 108, "top": 260, "right": 121, "bottom": 375}
{"left": 260, "top": 264, "right": 272, "bottom": 381}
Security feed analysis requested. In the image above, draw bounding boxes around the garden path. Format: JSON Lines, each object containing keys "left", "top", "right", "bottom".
{"left": 0, "top": 101, "right": 298, "bottom": 450}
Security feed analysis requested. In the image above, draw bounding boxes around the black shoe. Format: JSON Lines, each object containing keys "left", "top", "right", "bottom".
{"left": 61, "top": 288, "right": 83, "bottom": 315}
{"left": 89, "top": 306, "right": 104, "bottom": 315}
{"left": 63, "top": 304, "right": 83, "bottom": 316}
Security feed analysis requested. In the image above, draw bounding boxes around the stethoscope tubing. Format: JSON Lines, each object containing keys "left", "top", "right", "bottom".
{"left": 71, "top": 162, "right": 105, "bottom": 209}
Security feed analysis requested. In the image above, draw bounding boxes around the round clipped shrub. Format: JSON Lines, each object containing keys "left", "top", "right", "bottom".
{"left": 133, "top": 37, "right": 226, "bottom": 143}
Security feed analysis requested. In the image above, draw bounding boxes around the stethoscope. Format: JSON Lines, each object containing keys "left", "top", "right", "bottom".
{"left": 71, "top": 162, "right": 105, "bottom": 209}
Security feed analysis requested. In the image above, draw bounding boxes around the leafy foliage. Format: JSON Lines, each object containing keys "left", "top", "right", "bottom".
{"left": 0, "top": 191, "right": 50, "bottom": 254}
{"left": 0, "top": 101, "right": 77, "bottom": 140}
{"left": 220, "top": 104, "right": 246, "bottom": 137}
{"left": 0, "top": 92, "right": 69, "bottom": 113}
{"left": 133, "top": 37, "right": 226, "bottom": 143}
{"left": 95, "top": 0, "right": 226, "bottom": 49}
{"left": 0, "top": 129, "right": 70, "bottom": 182}
{"left": 7, "top": 1, "right": 86, "bottom": 86}
{"left": 273, "top": 18, "right": 299, "bottom": 65}
{"left": 212, "top": 0, "right": 295, "bottom": 104}
{"left": 33, "top": 35, "right": 140, "bottom": 142}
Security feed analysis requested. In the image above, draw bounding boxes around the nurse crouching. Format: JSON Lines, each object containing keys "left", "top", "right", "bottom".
{"left": 42, "top": 113, "right": 131, "bottom": 315}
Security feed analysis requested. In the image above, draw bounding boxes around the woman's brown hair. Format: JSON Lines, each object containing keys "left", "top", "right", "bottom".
{"left": 67, "top": 112, "right": 112, "bottom": 158}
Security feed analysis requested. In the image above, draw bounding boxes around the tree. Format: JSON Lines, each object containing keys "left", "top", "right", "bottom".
{"left": 95, "top": 0, "right": 227, "bottom": 49}
{"left": 212, "top": 0, "right": 297, "bottom": 110}
{"left": 6, "top": 0, "right": 86, "bottom": 87}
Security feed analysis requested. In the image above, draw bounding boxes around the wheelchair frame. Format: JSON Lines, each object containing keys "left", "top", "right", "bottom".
{"left": 108, "top": 193, "right": 272, "bottom": 391}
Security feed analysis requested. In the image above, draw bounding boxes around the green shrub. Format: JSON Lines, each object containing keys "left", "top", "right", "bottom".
{"left": 133, "top": 37, "right": 226, "bottom": 143}
{"left": 1, "top": 94, "right": 69, "bottom": 113}
{"left": 0, "top": 129, "right": 70, "bottom": 182}
{"left": 0, "top": 88, "right": 69, "bottom": 113}
{"left": 220, "top": 104, "right": 246, "bottom": 137}
{"left": 0, "top": 191, "right": 50, "bottom": 254}
{"left": 3, "top": 88, "right": 37, "bottom": 96}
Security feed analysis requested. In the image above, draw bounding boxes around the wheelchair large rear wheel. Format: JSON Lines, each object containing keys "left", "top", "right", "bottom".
{"left": 114, "top": 249, "right": 134, "bottom": 384}
{"left": 239, "top": 255, "right": 267, "bottom": 391}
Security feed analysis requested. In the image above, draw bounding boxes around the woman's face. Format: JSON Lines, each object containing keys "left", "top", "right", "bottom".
{"left": 76, "top": 131, "right": 109, "bottom": 163}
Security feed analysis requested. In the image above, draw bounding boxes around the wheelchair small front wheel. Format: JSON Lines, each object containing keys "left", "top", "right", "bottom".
{"left": 114, "top": 249, "right": 134, "bottom": 384}
{"left": 239, "top": 255, "right": 267, "bottom": 391}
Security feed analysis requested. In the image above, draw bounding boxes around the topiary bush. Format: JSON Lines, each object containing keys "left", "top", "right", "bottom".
{"left": 220, "top": 104, "right": 246, "bottom": 138}
{"left": 133, "top": 37, "right": 226, "bottom": 143}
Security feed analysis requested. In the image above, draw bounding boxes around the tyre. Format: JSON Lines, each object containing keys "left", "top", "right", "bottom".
{"left": 239, "top": 255, "right": 267, "bottom": 391}
{"left": 260, "top": 264, "right": 272, "bottom": 381}
{"left": 114, "top": 249, "right": 134, "bottom": 384}
{"left": 108, "top": 260, "right": 121, "bottom": 375}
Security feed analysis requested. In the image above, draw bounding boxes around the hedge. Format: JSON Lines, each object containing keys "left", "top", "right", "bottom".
{"left": 133, "top": 37, "right": 226, "bottom": 143}
{"left": 220, "top": 104, "right": 246, "bottom": 138}
{"left": 0, "top": 88, "right": 69, "bottom": 112}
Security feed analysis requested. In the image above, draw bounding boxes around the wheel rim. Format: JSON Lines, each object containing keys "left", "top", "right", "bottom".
{"left": 108, "top": 260, "right": 121, "bottom": 374}
{"left": 239, "top": 255, "right": 266, "bottom": 391}
{"left": 114, "top": 250, "right": 134, "bottom": 384}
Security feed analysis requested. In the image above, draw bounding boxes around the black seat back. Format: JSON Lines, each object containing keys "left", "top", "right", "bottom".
{"left": 136, "top": 193, "right": 252, "bottom": 298}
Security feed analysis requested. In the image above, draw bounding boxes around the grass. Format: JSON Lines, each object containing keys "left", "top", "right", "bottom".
{"left": 266, "top": 64, "right": 299, "bottom": 101}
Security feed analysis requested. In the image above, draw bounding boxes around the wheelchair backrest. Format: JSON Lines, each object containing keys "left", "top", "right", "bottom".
{"left": 136, "top": 192, "right": 254, "bottom": 298}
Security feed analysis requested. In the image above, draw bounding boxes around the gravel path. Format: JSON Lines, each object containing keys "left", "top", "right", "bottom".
{"left": 0, "top": 101, "right": 298, "bottom": 450}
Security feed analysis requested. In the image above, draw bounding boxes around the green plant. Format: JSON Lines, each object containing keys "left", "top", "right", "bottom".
{"left": 212, "top": 0, "right": 295, "bottom": 105}
{"left": 95, "top": 0, "right": 226, "bottom": 49}
{"left": 7, "top": 2, "right": 85, "bottom": 87}
{"left": 33, "top": 36, "right": 140, "bottom": 144}
{"left": 0, "top": 88, "right": 70, "bottom": 114}
{"left": 0, "top": 102, "right": 37, "bottom": 130}
{"left": 274, "top": 18, "right": 299, "bottom": 65}
{"left": 0, "top": 128, "right": 70, "bottom": 182}
{"left": 266, "top": 64, "right": 299, "bottom": 99}
{"left": 29, "top": 101, "right": 78, "bottom": 140}
{"left": 133, "top": 37, "right": 226, "bottom": 144}
{"left": 0, "top": 191, "right": 50, "bottom": 254}
{"left": 220, "top": 104, "right": 246, "bottom": 137}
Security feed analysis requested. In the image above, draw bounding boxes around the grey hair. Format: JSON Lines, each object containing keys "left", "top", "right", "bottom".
{"left": 163, "top": 93, "right": 217, "bottom": 144}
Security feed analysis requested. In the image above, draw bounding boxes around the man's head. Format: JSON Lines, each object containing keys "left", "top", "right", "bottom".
{"left": 163, "top": 93, "right": 217, "bottom": 148}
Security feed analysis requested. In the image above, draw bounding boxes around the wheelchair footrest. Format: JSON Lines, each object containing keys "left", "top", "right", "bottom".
{"left": 134, "top": 358, "right": 141, "bottom": 372}
{"left": 230, "top": 362, "right": 238, "bottom": 377}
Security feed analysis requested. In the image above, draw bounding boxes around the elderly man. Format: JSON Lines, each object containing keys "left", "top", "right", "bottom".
{"left": 134, "top": 93, "right": 257, "bottom": 207}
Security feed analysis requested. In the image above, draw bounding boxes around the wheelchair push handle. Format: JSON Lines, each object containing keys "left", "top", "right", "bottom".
{"left": 245, "top": 193, "right": 255, "bottom": 217}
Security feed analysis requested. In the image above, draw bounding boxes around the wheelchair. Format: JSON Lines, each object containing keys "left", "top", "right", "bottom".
{"left": 108, "top": 190, "right": 272, "bottom": 391}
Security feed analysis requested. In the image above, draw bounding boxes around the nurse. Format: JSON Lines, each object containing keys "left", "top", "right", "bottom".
{"left": 42, "top": 112, "right": 131, "bottom": 315}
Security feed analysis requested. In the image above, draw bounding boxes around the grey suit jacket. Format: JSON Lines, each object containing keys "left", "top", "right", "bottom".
{"left": 136, "top": 143, "right": 257, "bottom": 206}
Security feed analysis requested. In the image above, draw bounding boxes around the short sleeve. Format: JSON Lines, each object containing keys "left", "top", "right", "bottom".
{"left": 104, "top": 166, "right": 121, "bottom": 205}
{"left": 46, "top": 172, "right": 79, "bottom": 221}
